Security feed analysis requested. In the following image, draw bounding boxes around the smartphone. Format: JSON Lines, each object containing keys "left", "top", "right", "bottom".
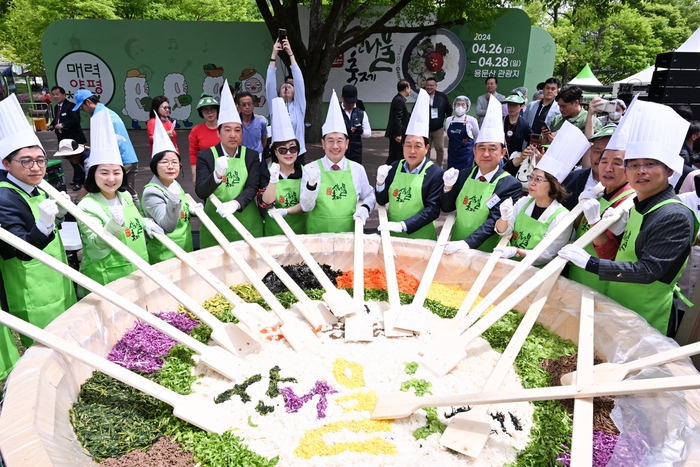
{"left": 530, "top": 134, "right": 543, "bottom": 144}
{"left": 278, "top": 28, "right": 287, "bottom": 42}
{"left": 540, "top": 123, "right": 550, "bottom": 133}
{"left": 596, "top": 100, "right": 617, "bottom": 113}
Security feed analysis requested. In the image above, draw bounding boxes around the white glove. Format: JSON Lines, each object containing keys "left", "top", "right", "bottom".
{"left": 602, "top": 207, "right": 630, "bottom": 236}
{"left": 166, "top": 181, "right": 182, "bottom": 203}
{"left": 558, "top": 244, "right": 591, "bottom": 268}
{"left": 53, "top": 191, "right": 71, "bottom": 218}
{"left": 188, "top": 202, "right": 204, "bottom": 217}
{"left": 269, "top": 208, "right": 288, "bottom": 217}
{"left": 377, "top": 221, "right": 403, "bottom": 233}
{"left": 499, "top": 197, "right": 514, "bottom": 222}
{"left": 109, "top": 205, "right": 125, "bottom": 226}
{"left": 376, "top": 164, "right": 392, "bottom": 186}
{"left": 268, "top": 163, "right": 280, "bottom": 184}
{"left": 215, "top": 157, "right": 229, "bottom": 178}
{"left": 582, "top": 199, "right": 601, "bottom": 225}
{"left": 443, "top": 168, "right": 459, "bottom": 189}
{"left": 143, "top": 218, "right": 165, "bottom": 237}
{"left": 216, "top": 200, "right": 240, "bottom": 218}
{"left": 303, "top": 163, "right": 320, "bottom": 187}
{"left": 353, "top": 206, "right": 370, "bottom": 225}
{"left": 37, "top": 199, "right": 58, "bottom": 228}
{"left": 494, "top": 246, "right": 518, "bottom": 259}
{"left": 443, "top": 240, "right": 470, "bottom": 255}
{"left": 578, "top": 186, "right": 602, "bottom": 202}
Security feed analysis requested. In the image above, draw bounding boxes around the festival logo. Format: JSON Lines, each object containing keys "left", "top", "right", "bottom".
{"left": 401, "top": 29, "right": 466, "bottom": 93}
{"left": 124, "top": 219, "right": 143, "bottom": 241}
{"left": 619, "top": 230, "right": 631, "bottom": 252}
{"left": 181, "top": 200, "right": 191, "bottom": 222}
{"left": 462, "top": 194, "right": 482, "bottom": 212}
{"left": 279, "top": 191, "right": 299, "bottom": 208}
{"left": 393, "top": 187, "right": 412, "bottom": 203}
{"left": 330, "top": 183, "right": 348, "bottom": 200}
{"left": 513, "top": 231, "right": 531, "bottom": 248}
{"left": 55, "top": 51, "right": 115, "bottom": 105}
{"left": 223, "top": 170, "right": 241, "bottom": 188}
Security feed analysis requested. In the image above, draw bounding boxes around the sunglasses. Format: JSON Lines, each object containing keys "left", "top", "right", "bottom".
{"left": 276, "top": 146, "right": 299, "bottom": 155}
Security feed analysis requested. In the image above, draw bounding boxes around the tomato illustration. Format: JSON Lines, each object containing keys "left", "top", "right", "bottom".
{"left": 125, "top": 229, "right": 131, "bottom": 237}
{"left": 462, "top": 197, "right": 469, "bottom": 205}
{"left": 425, "top": 51, "right": 444, "bottom": 72}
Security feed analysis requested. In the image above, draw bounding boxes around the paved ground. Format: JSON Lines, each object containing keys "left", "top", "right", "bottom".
{"left": 37, "top": 128, "right": 451, "bottom": 235}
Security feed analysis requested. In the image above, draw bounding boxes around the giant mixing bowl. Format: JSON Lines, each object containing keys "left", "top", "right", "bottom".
{"left": 1, "top": 234, "right": 699, "bottom": 465}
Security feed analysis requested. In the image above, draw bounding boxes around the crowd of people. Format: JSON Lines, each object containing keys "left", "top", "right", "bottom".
{"left": 0, "top": 36, "right": 700, "bottom": 380}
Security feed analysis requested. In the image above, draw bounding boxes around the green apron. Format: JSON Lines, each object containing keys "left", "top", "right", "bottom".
{"left": 387, "top": 160, "right": 436, "bottom": 240}
{"left": 142, "top": 183, "right": 193, "bottom": 264}
{"left": 306, "top": 160, "right": 357, "bottom": 234}
{"left": 199, "top": 146, "right": 264, "bottom": 248}
{"left": 605, "top": 199, "right": 699, "bottom": 334}
{"left": 510, "top": 198, "right": 568, "bottom": 262}
{"left": 568, "top": 187, "right": 635, "bottom": 293}
{"left": 264, "top": 175, "right": 307, "bottom": 236}
{"left": 78, "top": 192, "right": 149, "bottom": 298}
{"left": 451, "top": 167, "right": 511, "bottom": 251}
{"left": 0, "top": 182, "right": 77, "bottom": 348}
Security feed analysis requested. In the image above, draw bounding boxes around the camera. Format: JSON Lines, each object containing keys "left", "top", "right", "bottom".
{"left": 595, "top": 100, "right": 618, "bottom": 114}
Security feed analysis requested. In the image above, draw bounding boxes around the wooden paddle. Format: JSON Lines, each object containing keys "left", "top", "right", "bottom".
{"left": 432, "top": 233, "right": 512, "bottom": 338}
{"left": 0, "top": 225, "right": 248, "bottom": 382}
{"left": 393, "top": 212, "right": 456, "bottom": 333}
{"left": 561, "top": 340, "right": 700, "bottom": 386}
{"left": 344, "top": 216, "right": 373, "bottom": 341}
{"left": 419, "top": 196, "right": 636, "bottom": 377}
{"left": 267, "top": 208, "right": 362, "bottom": 319}
{"left": 376, "top": 205, "right": 411, "bottom": 337}
{"left": 0, "top": 309, "right": 231, "bottom": 434}
{"left": 208, "top": 195, "right": 338, "bottom": 326}
{"left": 371, "top": 373, "right": 700, "bottom": 420}
{"left": 570, "top": 290, "right": 595, "bottom": 467}
{"left": 439, "top": 270, "right": 562, "bottom": 457}
{"left": 40, "top": 181, "right": 260, "bottom": 359}
{"left": 150, "top": 232, "right": 279, "bottom": 332}
{"left": 188, "top": 196, "right": 319, "bottom": 351}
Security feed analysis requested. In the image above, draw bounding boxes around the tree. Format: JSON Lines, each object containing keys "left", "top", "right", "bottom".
{"left": 254, "top": 0, "right": 507, "bottom": 140}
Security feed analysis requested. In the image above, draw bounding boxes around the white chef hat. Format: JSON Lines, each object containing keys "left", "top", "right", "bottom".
{"left": 270, "top": 97, "right": 296, "bottom": 143}
{"left": 217, "top": 79, "right": 241, "bottom": 126}
{"left": 151, "top": 116, "right": 178, "bottom": 158}
{"left": 619, "top": 99, "right": 688, "bottom": 175}
{"left": 475, "top": 94, "right": 505, "bottom": 144}
{"left": 88, "top": 109, "right": 123, "bottom": 168}
{"left": 535, "top": 121, "right": 590, "bottom": 182}
{"left": 606, "top": 94, "right": 639, "bottom": 151}
{"left": 322, "top": 89, "right": 347, "bottom": 137}
{"left": 0, "top": 94, "right": 44, "bottom": 160}
{"left": 405, "top": 88, "right": 430, "bottom": 138}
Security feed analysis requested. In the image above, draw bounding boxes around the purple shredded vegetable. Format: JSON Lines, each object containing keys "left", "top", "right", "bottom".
{"left": 154, "top": 311, "right": 200, "bottom": 334}
{"left": 557, "top": 430, "right": 619, "bottom": 467}
{"left": 280, "top": 380, "right": 338, "bottom": 419}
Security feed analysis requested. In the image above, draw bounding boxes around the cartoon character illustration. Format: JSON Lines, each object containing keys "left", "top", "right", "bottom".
{"left": 163, "top": 72, "right": 193, "bottom": 128}
{"left": 239, "top": 69, "right": 268, "bottom": 116}
{"left": 121, "top": 69, "right": 151, "bottom": 129}
{"left": 202, "top": 64, "right": 224, "bottom": 102}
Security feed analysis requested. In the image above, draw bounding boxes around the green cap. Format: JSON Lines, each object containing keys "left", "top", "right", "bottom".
{"left": 196, "top": 94, "right": 220, "bottom": 109}
{"left": 588, "top": 123, "right": 617, "bottom": 141}
{"left": 502, "top": 92, "right": 525, "bottom": 104}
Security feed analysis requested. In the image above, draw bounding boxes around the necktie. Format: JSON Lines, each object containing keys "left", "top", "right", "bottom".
{"left": 56, "top": 103, "right": 61, "bottom": 124}
{"left": 478, "top": 176, "right": 487, "bottom": 182}
{"left": 31, "top": 188, "right": 40, "bottom": 197}
{"left": 331, "top": 164, "right": 340, "bottom": 171}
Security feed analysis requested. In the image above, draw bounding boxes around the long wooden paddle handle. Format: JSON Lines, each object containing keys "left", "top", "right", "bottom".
{"left": 39, "top": 181, "right": 218, "bottom": 325}
{"left": 412, "top": 212, "right": 456, "bottom": 306}
{"left": 188, "top": 195, "right": 288, "bottom": 322}
{"left": 0, "top": 308, "right": 183, "bottom": 407}
{"left": 376, "top": 205, "right": 401, "bottom": 309}
{"left": 208, "top": 194, "right": 328, "bottom": 304}
{"left": 0, "top": 225, "right": 210, "bottom": 355}
{"left": 354, "top": 215, "right": 364, "bottom": 304}
{"left": 618, "top": 340, "right": 700, "bottom": 374}
{"left": 267, "top": 209, "right": 337, "bottom": 292}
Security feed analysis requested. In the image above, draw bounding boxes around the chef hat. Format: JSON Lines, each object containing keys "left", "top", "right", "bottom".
{"left": 405, "top": 88, "right": 430, "bottom": 138}
{"left": 618, "top": 99, "right": 688, "bottom": 175}
{"left": 270, "top": 97, "right": 295, "bottom": 143}
{"left": 151, "top": 117, "right": 178, "bottom": 158}
{"left": 217, "top": 79, "right": 241, "bottom": 126}
{"left": 322, "top": 89, "right": 347, "bottom": 137}
{"left": 606, "top": 94, "right": 639, "bottom": 151}
{"left": 0, "top": 94, "right": 43, "bottom": 160}
{"left": 475, "top": 94, "right": 505, "bottom": 144}
{"left": 88, "top": 109, "right": 123, "bottom": 168}
{"left": 535, "top": 121, "right": 590, "bottom": 182}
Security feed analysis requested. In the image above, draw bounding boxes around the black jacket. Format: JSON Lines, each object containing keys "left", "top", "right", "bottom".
{"left": 195, "top": 143, "right": 261, "bottom": 211}
{"left": 0, "top": 183, "right": 56, "bottom": 261}
{"left": 385, "top": 93, "right": 410, "bottom": 139}
{"left": 562, "top": 167, "right": 591, "bottom": 211}
{"left": 50, "top": 100, "right": 86, "bottom": 144}
{"left": 440, "top": 167, "right": 522, "bottom": 249}
{"left": 429, "top": 91, "right": 452, "bottom": 132}
{"left": 503, "top": 116, "right": 532, "bottom": 156}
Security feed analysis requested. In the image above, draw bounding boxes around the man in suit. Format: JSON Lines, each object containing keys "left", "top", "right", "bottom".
{"left": 475, "top": 76, "right": 505, "bottom": 126}
{"left": 385, "top": 79, "right": 411, "bottom": 164}
{"left": 48, "top": 86, "right": 87, "bottom": 191}
{"left": 522, "top": 77, "right": 560, "bottom": 136}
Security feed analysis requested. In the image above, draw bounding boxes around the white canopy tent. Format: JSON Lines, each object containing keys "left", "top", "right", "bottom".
{"left": 678, "top": 26, "right": 700, "bottom": 52}
{"left": 614, "top": 66, "right": 654, "bottom": 85}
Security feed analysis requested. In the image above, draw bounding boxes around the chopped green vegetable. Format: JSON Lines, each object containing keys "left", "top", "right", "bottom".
{"left": 215, "top": 374, "right": 262, "bottom": 404}
{"left": 247, "top": 415, "right": 258, "bottom": 427}
{"left": 413, "top": 407, "right": 446, "bottom": 440}
{"left": 189, "top": 323, "right": 212, "bottom": 344}
{"left": 404, "top": 361, "right": 419, "bottom": 375}
{"left": 400, "top": 378, "right": 433, "bottom": 397}
{"left": 158, "top": 345, "right": 198, "bottom": 395}
{"left": 266, "top": 365, "right": 297, "bottom": 398}
{"left": 255, "top": 400, "right": 275, "bottom": 415}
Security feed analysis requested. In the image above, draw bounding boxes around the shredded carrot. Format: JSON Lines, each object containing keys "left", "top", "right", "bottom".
{"left": 336, "top": 268, "right": 419, "bottom": 295}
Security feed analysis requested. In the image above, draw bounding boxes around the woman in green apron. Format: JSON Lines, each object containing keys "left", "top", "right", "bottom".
{"left": 261, "top": 97, "right": 307, "bottom": 236}
{"left": 141, "top": 117, "right": 193, "bottom": 264}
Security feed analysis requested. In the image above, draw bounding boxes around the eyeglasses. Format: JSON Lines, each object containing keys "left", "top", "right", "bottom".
{"left": 201, "top": 107, "right": 218, "bottom": 114}
{"left": 528, "top": 175, "right": 548, "bottom": 184}
{"left": 625, "top": 161, "right": 661, "bottom": 172}
{"left": 276, "top": 146, "right": 299, "bottom": 155}
{"left": 160, "top": 106, "right": 171, "bottom": 110}
{"left": 12, "top": 157, "right": 47, "bottom": 169}
{"left": 157, "top": 160, "right": 181, "bottom": 167}
{"left": 238, "top": 102, "right": 254, "bottom": 107}
{"left": 324, "top": 139, "right": 346, "bottom": 147}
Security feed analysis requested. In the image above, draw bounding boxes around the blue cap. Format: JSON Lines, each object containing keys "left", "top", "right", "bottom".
{"left": 73, "top": 89, "right": 96, "bottom": 111}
